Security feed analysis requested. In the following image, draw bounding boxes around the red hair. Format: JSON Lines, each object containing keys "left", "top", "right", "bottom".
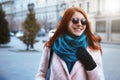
{"left": 45, "top": 7, "right": 101, "bottom": 52}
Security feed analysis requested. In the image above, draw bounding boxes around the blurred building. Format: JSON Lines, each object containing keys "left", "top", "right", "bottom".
{"left": 0, "top": 0, "right": 120, "bottom": 43}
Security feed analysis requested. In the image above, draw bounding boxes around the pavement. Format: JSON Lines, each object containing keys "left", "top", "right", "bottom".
{"left": 0, "top": 36, "right": 48, "bottom": 80}
{"left": 101, "top": 43, "right": 120, "bottom": 80}
{"left": 0, "top": 36, "right": 120, "bottom": 80}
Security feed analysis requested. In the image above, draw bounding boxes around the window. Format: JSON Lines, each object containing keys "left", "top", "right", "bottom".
{"left": 111, "top": 19, "right": 120, "bottom": 33}
{"left": 96, "top": 21, "right": 106, "bottom": 32}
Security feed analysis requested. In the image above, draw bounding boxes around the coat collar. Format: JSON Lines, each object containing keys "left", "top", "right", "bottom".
{"left": 53, "top": 47, "right": 91, "bottom": 77}
{"left": 54, "top": 52, "right": 82, "bottom": 76}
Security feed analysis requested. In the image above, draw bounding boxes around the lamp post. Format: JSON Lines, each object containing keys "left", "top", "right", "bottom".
{"left": 0, "top": 4, "right": 2, "bottom": 10}
{"left": 45, "top": 0, "right": 48, "bottom": 32}
{"left": 97, "top": 0, "right": 100, "bottom": 15}
{"left": 56, "top": 4, "right": 59, "bottom": 22}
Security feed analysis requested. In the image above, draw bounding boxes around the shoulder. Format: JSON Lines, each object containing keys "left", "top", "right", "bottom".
{"left": 41, "top": 46, "right": 51, "bottom": 58}
{"left": 43, "top": 46, "right": 50, "bottom": 53}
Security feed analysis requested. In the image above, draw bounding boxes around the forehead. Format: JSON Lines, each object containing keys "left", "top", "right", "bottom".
{"left": 71, "top": 12, "right": 85, "bottom": 19}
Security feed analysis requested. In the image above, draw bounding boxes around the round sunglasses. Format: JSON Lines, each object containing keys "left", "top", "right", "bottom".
{"left": 72, "top": 17, "right": 87, "bottom": 25}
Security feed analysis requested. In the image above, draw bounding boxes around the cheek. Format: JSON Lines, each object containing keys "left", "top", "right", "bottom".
{"left": 83, "top": 26, "right": 86, "bottom": 31}
{"left": 68, "top": 23, "right": 73, "bottom": 31}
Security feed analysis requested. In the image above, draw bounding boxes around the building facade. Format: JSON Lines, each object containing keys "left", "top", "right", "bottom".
{"left": 0, "top": 0, "right": 120, "bottom": 43}
{"left": 95, "top": 0, "right": 120, "bottom": 43}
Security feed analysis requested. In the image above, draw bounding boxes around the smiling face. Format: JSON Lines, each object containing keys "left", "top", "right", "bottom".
{"left": 68, "top": 12, "right": 86, "bottom": 37}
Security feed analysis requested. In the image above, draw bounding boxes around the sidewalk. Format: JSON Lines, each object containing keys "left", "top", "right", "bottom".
{"left": 6, "top": 36, "right": 49, "bottom": 53}
{"left": 101, "top": 40, "right": 120, "bottom": 46}
{"left": 101, "top": 42, "right": 120, "bottom": 49}
{"left": 0, "top": 36, "right": 48, "bottom": 80}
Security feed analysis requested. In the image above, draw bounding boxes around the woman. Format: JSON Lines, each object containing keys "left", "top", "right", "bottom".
{"left": 36, "top": 7, "right": 105, "bottom": 80}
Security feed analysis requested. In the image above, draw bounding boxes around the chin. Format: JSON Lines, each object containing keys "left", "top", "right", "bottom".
{"left": 75, "top": 33, "right": 83, "bottom": 36}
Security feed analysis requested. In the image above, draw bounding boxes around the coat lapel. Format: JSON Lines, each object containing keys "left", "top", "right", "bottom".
{"left": 70, "top": 61, "right": 82, "bottom": 76}
{"left": 54, "top": 53, "right": 71, "bottom": 80}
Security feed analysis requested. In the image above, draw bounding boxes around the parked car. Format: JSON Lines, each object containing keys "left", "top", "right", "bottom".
{"left": 10, "top": 32, "right": 14, "bottom": 36}
{"left": 37, "top": 28, "right": 46, "bottom": 37}
{"left": 48, "top": 29, "right": 56, "bottom": 38}
{"left": 16, "top": 31, "right": 24, "bottom": 37}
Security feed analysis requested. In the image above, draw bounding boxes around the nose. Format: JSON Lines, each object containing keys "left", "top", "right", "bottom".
{"left": 77, "top": 20, "right": 82, "bottom": 26}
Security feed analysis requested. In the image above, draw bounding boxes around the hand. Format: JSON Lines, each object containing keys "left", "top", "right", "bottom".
{"left": 76, "top": 47, "right": 97, "bottom": 71}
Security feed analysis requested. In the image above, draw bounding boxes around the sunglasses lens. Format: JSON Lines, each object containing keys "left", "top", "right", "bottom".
{"left": 72, "top": 17, "right": 87, "bottom": 25}
{"left": 81, "top": 18, "right": 87, "bottom": 25}
{"left": 72, "top": 18, "right": 79, "bottom": 24}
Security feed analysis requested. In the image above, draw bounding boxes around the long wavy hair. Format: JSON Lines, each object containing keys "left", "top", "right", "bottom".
{"left": 45, "top": 7, "right": 101, "bottom": 51}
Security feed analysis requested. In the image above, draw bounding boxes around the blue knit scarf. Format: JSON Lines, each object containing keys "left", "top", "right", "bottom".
{"left": 52, "top": 34, "right": 88, "bottom": 62}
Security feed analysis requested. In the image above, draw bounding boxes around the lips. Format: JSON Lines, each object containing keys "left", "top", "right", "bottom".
{"left": 74, "top": 27, "right": 83, "bottom": 31}
{"left": 73, "top": 28, "right": 81, "bottom": 32}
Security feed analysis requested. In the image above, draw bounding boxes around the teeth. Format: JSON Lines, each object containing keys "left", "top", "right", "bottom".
{"left": 73, "top": 27, "right": 84, "bottom": 32}
{"left": 74, "top": 28, "right": 81, "bottom": 31}
{"left": 74, "top": 28, "right": 82, "bottom": 30}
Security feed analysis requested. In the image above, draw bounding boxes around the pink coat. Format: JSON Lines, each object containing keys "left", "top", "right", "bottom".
{"left": 35, "top": 47, "right": 105, "bottom": 80}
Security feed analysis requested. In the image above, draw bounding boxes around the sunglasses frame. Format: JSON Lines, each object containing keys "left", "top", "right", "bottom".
{"left": 72, "top": 17, "right": 87, "bottom": 25}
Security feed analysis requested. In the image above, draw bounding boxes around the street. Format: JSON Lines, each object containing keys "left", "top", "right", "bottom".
{"left": 0, "top": 36, "right": 46, "bottom": 80}
{"left": 102, "top": 43, "right": 120, "bottom": 80}
{"left": 0, "top": 36, "right": 120, "bottom": 80}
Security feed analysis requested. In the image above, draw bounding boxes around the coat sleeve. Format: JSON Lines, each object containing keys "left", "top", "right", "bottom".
{"left": 35, "top": 47, "right": 50, "bottom": 80}
{"left": 86, "top": 49, "right": 105, "bottom": 80}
